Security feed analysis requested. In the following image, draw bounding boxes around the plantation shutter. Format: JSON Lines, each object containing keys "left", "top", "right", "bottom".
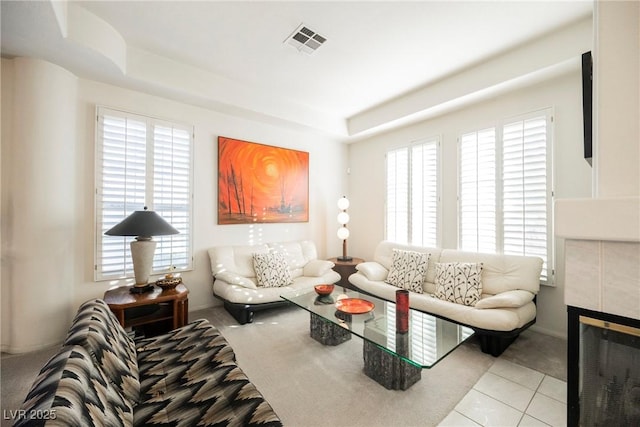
{"left": 386, "top": 147, "right": 409, "bottom": 244}
{"left": 411, "top": 141, "right": 439, "bottom": 247}
{"left": 386, "top": 138, "right": 439, "bottom": 246}
{"left": 96, "top": 107, "right": 193, "bottom": 281}
{"left": 502, "top": 114, "right": 550, "bottom": 282}
{"left": 152, "top": 124, "right": 192, "bottom": 271}
{"left": 459, "top": 128, "right": 496, "bottom": 252}
{"left": 96, "top": 113, "right": 147, "bottom": 279}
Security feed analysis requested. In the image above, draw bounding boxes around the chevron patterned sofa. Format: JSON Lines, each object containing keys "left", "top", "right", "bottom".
{"left": 14, "top": 299, "right": 282, "bottom": 427}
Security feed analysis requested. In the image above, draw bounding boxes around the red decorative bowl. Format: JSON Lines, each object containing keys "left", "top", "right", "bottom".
{"left": 314, "top": 284, "right": 335, "bottom": 296}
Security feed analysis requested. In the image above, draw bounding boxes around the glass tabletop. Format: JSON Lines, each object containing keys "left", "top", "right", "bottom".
{"left": 281, "top": 287, "right": 474, "bottom": 368}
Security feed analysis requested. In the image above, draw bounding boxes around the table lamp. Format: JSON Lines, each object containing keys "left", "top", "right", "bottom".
{"left": 105, "top": 206, "right": 179, "bottom": 293}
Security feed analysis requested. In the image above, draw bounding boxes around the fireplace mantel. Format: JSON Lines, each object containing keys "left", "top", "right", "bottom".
{"left": 555, "top": 197, "right": 640, "bottom": 243}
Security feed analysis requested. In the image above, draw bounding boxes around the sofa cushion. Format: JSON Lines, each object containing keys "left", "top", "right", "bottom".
{"left": 133, "top": 362, "right": 282, "bottom": 427}
{"left": 385, "top": 249, "right": 429, "bottom": 293}
{"left": 268, "top": 241, "right": 308, "bottom": 270}
{"left": 440, "top": 249, "right": 542, "bottom": 295}
{"left": 253, "top": 252, "right": 293, "bottom": 287}
{"left": 475, "top": 289, "right": 535, "bottom": 309}
{"left": 134, "top": 320, "right": 281, "bottom": 427}
{"left": 64, "top": 299, "right": 140, "bottom": 403}
{"left": 356, "top": 262, "right": 389, "bottom": 281}
{"left": 215, "top": 271, "right": 258, "bottom": 289}
{"left": 136, "top": 320, "right": 237, "bottom": 401}
{"left": 15, "top": 345, "right": 133, "bottom": 427}
{"left": 209, "top": 244, "right": 270, "bottom": 278}
{"left": 303, "top": 259, "right": 335, "bottom": 277}
{"left": 434, "top": 262, "right": 483, "bottom": 306}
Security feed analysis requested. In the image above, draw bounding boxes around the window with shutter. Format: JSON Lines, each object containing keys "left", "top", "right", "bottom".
{"left": 386, "top": 137, "right": 440, "bottom": 247}
{"left": 458, "top": 109, "right": 552, "bottom": 284}
{"left": 502, "top": 114, "right": 551, "bottom": 282}
{"left": 95, "top": 107, "right": 193, "bottom": 281}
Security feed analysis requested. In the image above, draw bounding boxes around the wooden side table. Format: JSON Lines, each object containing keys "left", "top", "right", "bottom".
{"left": 103, "top": 284, "right": 189, "bottom": 335}
{"left": 328, "top": 257, "right": 365, "bottom": 290}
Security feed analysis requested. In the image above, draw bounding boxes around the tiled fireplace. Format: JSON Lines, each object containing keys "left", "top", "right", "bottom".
{"left": 557, "top": 198, "right": 640, "bottom": 426}
{"left": 555, "top": 2, "right": 639, "bottom": 424}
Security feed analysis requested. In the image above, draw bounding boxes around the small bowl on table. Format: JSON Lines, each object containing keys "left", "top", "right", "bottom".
{"left": 314, "top": 284, "right": 335, "bottom": 296}
{"left": 156, "top": 276, "right": 182, "bottom": 292}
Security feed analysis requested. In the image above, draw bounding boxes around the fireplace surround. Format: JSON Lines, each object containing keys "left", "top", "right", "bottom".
{"left": 567, "top": 306, "right": 640, "bottom": 426}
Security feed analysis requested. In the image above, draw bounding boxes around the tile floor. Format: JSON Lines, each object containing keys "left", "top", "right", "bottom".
{"left": 438, "top": 359, "right": 567, "bottom": 427}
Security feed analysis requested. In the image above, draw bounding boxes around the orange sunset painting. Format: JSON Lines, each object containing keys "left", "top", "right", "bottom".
{"left": 218, "top": 137, "right": 309, "bottom": 224}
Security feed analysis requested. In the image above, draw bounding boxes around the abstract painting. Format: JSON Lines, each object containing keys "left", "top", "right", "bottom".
{"left": 218, "top": 136, "right": 309, "bottom": 224}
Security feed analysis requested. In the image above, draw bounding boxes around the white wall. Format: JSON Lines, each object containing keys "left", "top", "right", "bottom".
{"left": 348, "top": 71, "right": 592, "bottom": 338}
{"left": 1, "top": 57, "right": 347, "bottom": 353}
{"left": 1, "top": 58, "right": 78, "bottom": 352}
{"left": 593, "top": 0, "right": 639, "bottom": 198}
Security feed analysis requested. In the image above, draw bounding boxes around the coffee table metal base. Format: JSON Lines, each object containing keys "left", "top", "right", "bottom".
{"left": 363, "top": 340, "right": 421, "bottom": 390}
{"left": 310, "top": 312, "right": 352, "bottom": 346}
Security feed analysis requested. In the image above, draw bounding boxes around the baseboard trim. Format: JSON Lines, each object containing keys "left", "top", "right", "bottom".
{"left": 529, "top": 324, "right": 567, "bottom": 340}
{"left": 1, "top": 339, "right": 62, "bottom": 355}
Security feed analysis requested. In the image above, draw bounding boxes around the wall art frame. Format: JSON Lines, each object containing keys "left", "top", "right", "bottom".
{"left": 218, "top": 136, "right": 309, "bottom": 224}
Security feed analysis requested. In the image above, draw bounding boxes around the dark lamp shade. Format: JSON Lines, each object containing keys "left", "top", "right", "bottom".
{"left": 105, "top": 208, "right": 179, "bottom": 237}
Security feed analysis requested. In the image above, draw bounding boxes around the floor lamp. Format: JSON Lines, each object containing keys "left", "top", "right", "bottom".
{"left": 337, "top": 196, "right": 352, "bottom": 261}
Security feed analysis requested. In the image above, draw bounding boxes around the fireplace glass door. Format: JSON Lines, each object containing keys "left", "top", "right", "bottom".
{"left": 578, "top": 315, "right": 640, "bottom": 426}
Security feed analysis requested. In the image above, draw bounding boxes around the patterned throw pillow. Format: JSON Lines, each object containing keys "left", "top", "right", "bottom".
{"left": 253, "top": 252, "right": 293, "bottom": 287}
{"left": 385, "top": 249, "right": 429, "bottom": 293}
{"left": 434, "top": 262, "right": 484, "bottom": 306}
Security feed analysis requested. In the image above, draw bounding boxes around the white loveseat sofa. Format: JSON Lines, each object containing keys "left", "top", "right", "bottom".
{"left": 349, "top": 241, "right": 543, "bottom": 356}
{"left": 208, "top": 240, "right": 341, "bottom": 324}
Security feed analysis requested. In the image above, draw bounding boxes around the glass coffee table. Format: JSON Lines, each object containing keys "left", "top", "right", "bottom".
{"left": 281, "top": 287, "right": 474, "bottom": 390}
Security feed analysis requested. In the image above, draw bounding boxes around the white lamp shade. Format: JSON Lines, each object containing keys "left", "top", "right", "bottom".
{"left": 337, "top": 226, "right": 350, "bottom": 240}
{"left": 337, "top": 212, "right": 350, "bottom": 225}
{"left": 337, "top": 197, "right": 350, "bottom": 210}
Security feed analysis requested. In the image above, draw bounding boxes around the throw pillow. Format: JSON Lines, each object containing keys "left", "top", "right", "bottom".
{"left": 434, "top": 262, "right": 483, "bottom": 306}
{"left": 253, "top": 252, "right": 293, "bottom": 287}
{"left": 385, "top": 249, "right": 429, "bottom": 293}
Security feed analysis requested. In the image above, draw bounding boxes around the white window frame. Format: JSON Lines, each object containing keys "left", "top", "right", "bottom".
{"left": 94, "top": 106, "right": 194, "bottom": 282}
{"left": 458, "top": 109, "right": 554, "bottom": 285}
{"left": 385, "top": 136, "right": 441, "bottom": 247}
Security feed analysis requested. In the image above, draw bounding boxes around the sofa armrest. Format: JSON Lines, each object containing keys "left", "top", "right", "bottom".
{"left": 475, "top": 290, "right": 535, "bottom": 309}
{"left": 355, "top": 261, "right": 389, "bottom": 281}
{"left": 303, "top": 259, "right": 335, "bottom": 277}
{"left": 215, "top": 271, "right": 257, "bottom": 289}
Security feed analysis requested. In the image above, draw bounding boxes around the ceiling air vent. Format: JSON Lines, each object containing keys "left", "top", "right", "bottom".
{"left": 284, "top": 24, "right": 327, "bottom": 54}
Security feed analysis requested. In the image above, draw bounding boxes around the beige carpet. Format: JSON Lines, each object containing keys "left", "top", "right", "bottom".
{"left": 199, "top": 305, "right": 495, "bottom": 426}
{"left": 1, "top": 305, "right": 566, "bottom": 427}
